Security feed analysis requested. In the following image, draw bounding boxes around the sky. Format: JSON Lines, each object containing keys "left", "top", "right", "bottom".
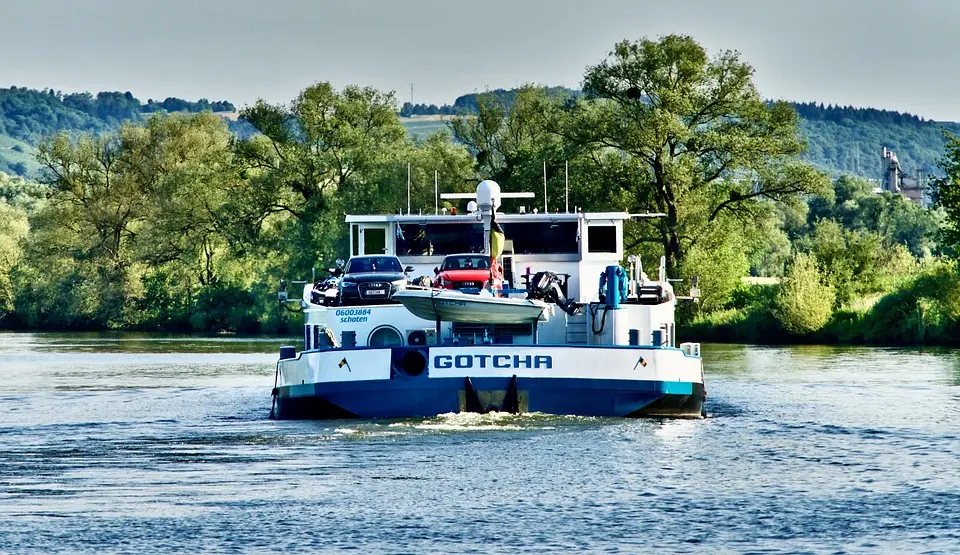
{"left": 4, "top": 0, "right": 960, "bottom": 120}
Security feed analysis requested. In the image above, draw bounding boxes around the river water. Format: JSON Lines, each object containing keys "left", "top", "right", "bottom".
{"left": 0, "top": 333, "right": 957, "bottom": 554}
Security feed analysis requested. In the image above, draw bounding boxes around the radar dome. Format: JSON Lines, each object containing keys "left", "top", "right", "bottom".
{"left": 476, "top": 180, "right": 501, "bottom": 210}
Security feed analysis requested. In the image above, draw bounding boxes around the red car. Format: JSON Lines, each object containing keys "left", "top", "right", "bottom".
{"left": 434, "top": 254, "right": 492, "bottom": 290}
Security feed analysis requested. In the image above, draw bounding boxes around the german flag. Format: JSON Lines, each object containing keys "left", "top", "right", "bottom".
{"left": 338, "top": 358, "right": 350, "bottom": 371}
{"left": 489, "top": 211, "right": 505, "bottom": 283}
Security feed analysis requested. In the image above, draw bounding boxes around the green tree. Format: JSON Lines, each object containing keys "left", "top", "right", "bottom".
{"left": 0, "top": 171, "right": 44, "bottom": 323}
{"left": 232, "top": 82, "right": 411, "bottom": 272}
{"left": 935, "top": 130, "right": 960, "bottom": 252}
{"left": 682, "top": 234, "right": 749, "bottom": 314}
{"left": 36, "top": 131, "right": 145, "bottom": 271}
{"left": 450, "top": 85, "right": 568, "bottom": 205}
{"left": 570, "top": 35, "right": 829, "bottom": 276}
{"left": 0, "top": 171, "right": 47, "bottom": 212}
{"left": 19, "top": 113, "right": 240, "bottom": 329}
{"left": 0, "top": 201, "right": 28, "bottom": 319}
{"left": 808, "top": 175, "right": 940, "bottom": 257}
{"left": 125, "top": 113, "right": 238, "bottom": 287}
{"left": 378, "top": 130, "right": 478, "bottom": 215}
{"left": 450, "top": 85, "right": 632, "bottom": 218}
{"left": 798, "top": 218, "right": 915, "bottom": 305}
{"left": 774, "top": 251, "right": 835, "bottom": 334}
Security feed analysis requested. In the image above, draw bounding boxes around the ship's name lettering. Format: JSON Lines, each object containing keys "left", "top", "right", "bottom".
{"left": 433, "top": 354, "right": 553, "bottom": 370}
{"left": 335, "top": 308, "right": 371, "bottom": 323}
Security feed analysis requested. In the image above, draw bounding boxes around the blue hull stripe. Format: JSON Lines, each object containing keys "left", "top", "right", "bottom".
{"left": 290, "top": 343, "right": 703, "bottom": 360}
{"left": 277, "top": 377, "right": 702, "bottom": 419}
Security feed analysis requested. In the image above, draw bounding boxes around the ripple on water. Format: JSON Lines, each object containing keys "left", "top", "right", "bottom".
{"left": 0, "top": 337, "right": 958, "bottom": 553}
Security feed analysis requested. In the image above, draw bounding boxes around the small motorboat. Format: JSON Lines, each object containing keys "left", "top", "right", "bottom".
{"left": 392, "top": 289, "right": 552, "bottom": 324}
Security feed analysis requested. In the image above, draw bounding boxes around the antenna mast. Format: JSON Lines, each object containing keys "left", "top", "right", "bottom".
{"left": 407, "top": 162, "right": 411, "bottom": 215}
{"left": 543, "top": 161, "right": 548, "bottom": 212}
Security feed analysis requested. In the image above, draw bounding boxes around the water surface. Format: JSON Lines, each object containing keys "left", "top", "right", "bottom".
{"left": 1, "top": 334, "right": 957, "bottom": 553}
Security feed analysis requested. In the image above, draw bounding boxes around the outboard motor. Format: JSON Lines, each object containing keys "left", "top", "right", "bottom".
{"left": 310, "top": 275, "right": 340, "bottom": 306}
{"left": 309, "top": 264, "right": 345, "bottom": 306}
{"left": 528, "top": 271, "right": 578, "bottom": 315}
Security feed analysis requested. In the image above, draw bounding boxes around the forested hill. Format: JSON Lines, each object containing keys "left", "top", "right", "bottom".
{"left": 447, "top": 90, "right": 959, "bottom": 180}
{"left": 3, "top": 84, "right": 958, "bottom": 181}
{"left": 0, "top": 87, "right": 234, "bottom": 176}
{"left": 796, "top": 102, "right": 960, "bottom": 179}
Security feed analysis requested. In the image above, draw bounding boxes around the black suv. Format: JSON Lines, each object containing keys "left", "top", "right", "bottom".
{"left": 337, "top": 255, "right": 414, "bottom": 306}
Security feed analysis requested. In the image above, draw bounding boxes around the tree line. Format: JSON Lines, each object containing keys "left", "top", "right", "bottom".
{"left": 4, "top": 85, "right": 954, "bottom": 184}
{"left": 0, "top": 87, "right": 234, "bottom": 145}
{"left": 403, "top": 88, "right": 959, "bottom": 182}
{"left": 2, "top": 34, "right": 960, "bottom": 344}
{"left": 0, "top": 87, "right": 475, "bottom": 331}
{"left": 450, "top": 91, "right": 959, "bottom": 181}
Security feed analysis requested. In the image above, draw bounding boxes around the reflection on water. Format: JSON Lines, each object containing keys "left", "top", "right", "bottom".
{"left": 0, "top": 332, "right": 958, "bottom": 553}
{"left": 0, "top": 331, "right": 294, "bottom": 354}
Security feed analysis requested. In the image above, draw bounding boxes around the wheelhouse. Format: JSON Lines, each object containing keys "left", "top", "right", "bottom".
{"left": 346, "top": 210, "right": 629, "bottom": 302}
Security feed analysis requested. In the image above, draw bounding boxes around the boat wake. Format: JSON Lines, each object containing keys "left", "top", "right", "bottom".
{"left": 405, "top": 411, "right": 530, "bottom": 431}
{"left": 328, "top": 412, "right": 603, "bottom": 437}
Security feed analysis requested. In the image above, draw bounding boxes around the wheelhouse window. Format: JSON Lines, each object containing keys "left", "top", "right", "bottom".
{"left": 362, "top": 227, "right": 386, "bottom": 255}
{"left": 503, "top": 222, "right": 579, "bottom": 254}
{"left": 396, "top": 223, "right": 484, "bottom": 256}
{"left": 587, "top": 225, "right": 617, "bottom": 253}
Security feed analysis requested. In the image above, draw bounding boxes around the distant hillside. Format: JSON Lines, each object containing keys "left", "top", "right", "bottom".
{"left": 0, "top": 87, "right": 235, "bottom": 176}
{"left": 400, "top": 115, "right": 453, "bottom": 139}
{"left": 451, "top": 87, "right": 581, "bottom": 113}
{"left": 442, "top": 89, "right": 957, "bottom": 179}
{"left": 795, "top": 102, "right": 960, "bottom": 179}
{"left": 4, "top": 84, "right": 956, "bottom": 182}
{"left": 0, "top": 135, "right": 39, "bottom": 177}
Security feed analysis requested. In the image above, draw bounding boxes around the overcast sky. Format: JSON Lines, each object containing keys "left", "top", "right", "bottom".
{"left": 4, "top": 0, "right": 959, "bottom": 120}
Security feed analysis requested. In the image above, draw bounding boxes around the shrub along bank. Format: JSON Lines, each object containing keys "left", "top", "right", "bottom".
{"left": 685, "top": 260, "right": 960, "bottom": 346}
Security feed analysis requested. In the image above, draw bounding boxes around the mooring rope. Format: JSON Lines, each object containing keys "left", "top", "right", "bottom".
{"left": 590, "top": 302, "right": 610, "bottom": 336}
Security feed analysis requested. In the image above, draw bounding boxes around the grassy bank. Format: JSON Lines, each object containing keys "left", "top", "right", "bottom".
{"left": 684, "top": 262, "right": 960, "bottom": 346}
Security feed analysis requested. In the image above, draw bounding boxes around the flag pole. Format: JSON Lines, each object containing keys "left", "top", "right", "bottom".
{"left": 543, "top": 161, "right": 548, "bottom": 213}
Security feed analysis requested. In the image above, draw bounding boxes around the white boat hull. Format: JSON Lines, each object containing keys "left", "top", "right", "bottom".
{"left": 275, "top": 344, "right": 705, "bottom": 419}
{"left": 392, "top": 289, "right": 550, "bottom": 324}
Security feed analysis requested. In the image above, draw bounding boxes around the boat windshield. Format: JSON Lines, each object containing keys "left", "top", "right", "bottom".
{"left": 440, "top": 255, "right": 490, "bottom": 271}
{"left": 346, "top": 257, "right": 402, "bottom": 273}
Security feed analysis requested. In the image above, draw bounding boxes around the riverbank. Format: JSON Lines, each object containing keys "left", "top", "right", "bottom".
{"left": 4, "top": 257, "right": 960, "bottom": 347}
{"left": 686, "top": 261, "right": 960, "bottom": 346}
